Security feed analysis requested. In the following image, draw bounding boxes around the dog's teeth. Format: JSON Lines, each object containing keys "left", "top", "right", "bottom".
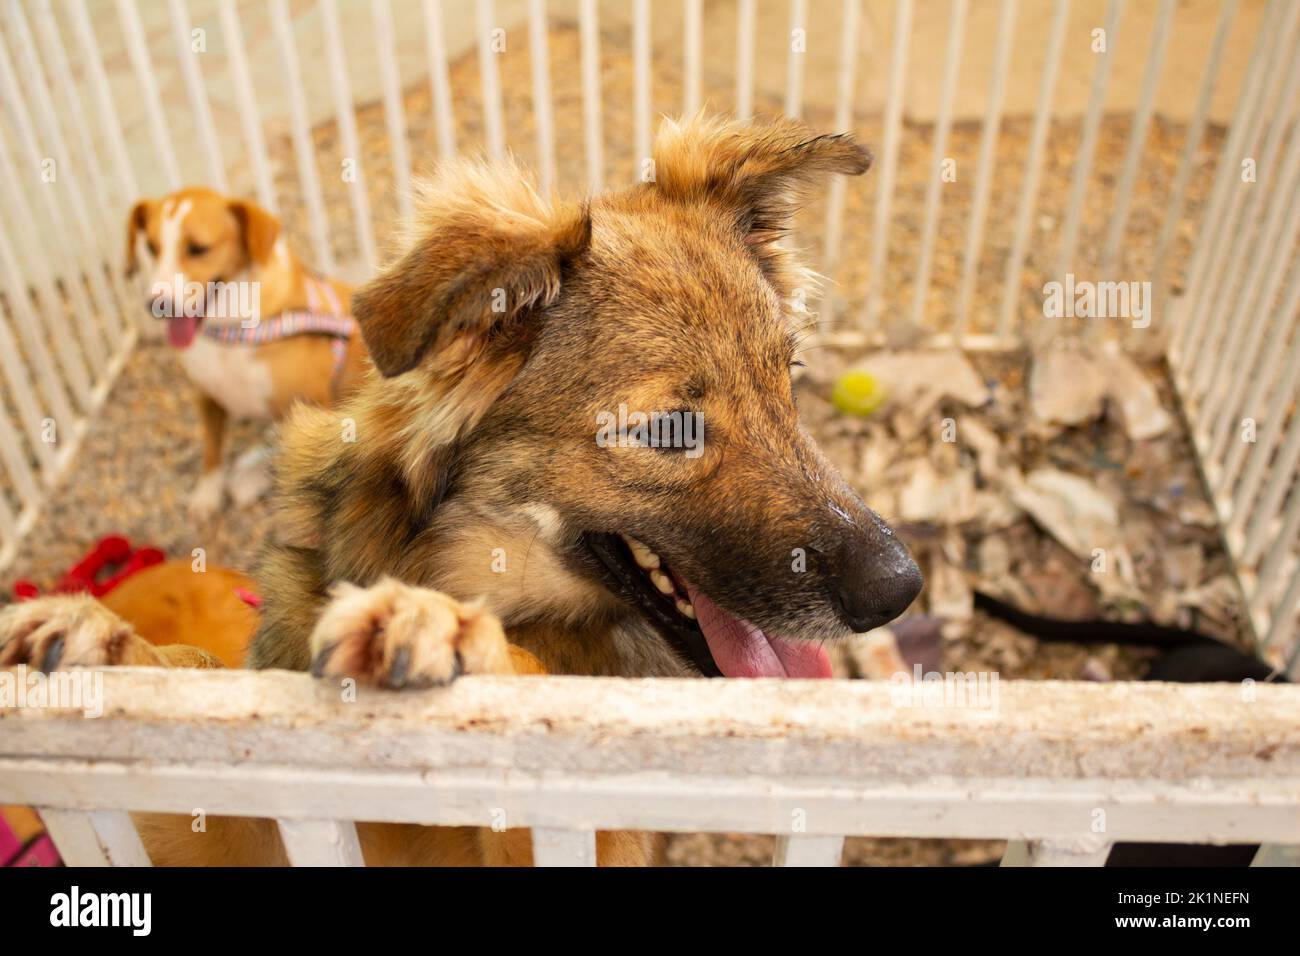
{"left": 651, "top": 569, "right": 674, "bottom": 595}
{"left": 621, "top": 533, "right": 661, "bottom": 569}
{"left": 676, "top": 598, "right": 696, "bottom": 620}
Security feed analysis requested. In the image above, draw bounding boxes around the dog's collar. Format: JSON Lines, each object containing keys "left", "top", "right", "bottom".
{"left": 204, "top": 272, "right": 352, "bottom": 343}
{"left": 201, "top": 310, "right": 356, "bottom": 346}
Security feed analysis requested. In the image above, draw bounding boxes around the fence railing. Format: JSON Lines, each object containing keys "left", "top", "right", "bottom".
{"left": 1, "top": 667, "right": 1297, "bottom": 865}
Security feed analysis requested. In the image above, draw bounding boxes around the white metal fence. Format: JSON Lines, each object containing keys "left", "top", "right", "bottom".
{"left": 2, "top": 668, "right": 1297, "bottom": 866}
{"left": 0, "top": 0, "right": 1297, "bottom": 864}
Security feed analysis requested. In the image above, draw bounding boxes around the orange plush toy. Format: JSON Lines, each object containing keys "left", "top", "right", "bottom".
{"left": 10, "top": 537, "right": 257, "bottom": 669}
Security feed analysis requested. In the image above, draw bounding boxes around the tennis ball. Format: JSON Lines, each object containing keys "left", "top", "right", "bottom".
{"left": 831, "top": 369, "right": 886, "bottom": 417}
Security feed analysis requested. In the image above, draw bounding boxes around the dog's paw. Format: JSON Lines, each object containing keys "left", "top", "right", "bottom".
{"left": 230, "top": 447, "right": 271, "bottom": 507}
{"left": 229, "top": 463, "right": 271, "bottom": 507}
{"left": 309, "top": 578, "right": 512, "bottom": 688}
{"left": 188, "top": 470, "right": 226, "bottom": 520}
{"left": 0, "top": 595, "right": 163, "bottom": 670}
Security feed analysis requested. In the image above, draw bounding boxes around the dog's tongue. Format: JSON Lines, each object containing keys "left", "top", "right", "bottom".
{"left": 168, "top": 316, "right": 198, "bottom": 349}
{"left": 686, "top": 584, "right": 832, "bottom": 679}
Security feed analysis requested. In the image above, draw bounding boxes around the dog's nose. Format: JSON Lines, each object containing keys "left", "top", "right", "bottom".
{"left": 831, "top": 532, "right": 922, "bottom": 632}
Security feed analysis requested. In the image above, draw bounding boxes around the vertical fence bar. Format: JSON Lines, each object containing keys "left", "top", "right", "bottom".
{"left": 1152, "top": 0, "right": 1238, "bottom": 319}
{"left": 0, "top": 400, "right": 39, "bottom": 519}
{"left": 0, "top": 139, "right": 93, "bottom": 411}
{"left": 425, "top": 0, "right": 457, "bottom": 163}
{"left": 1223, "top": 261, "right": 1300, "bottom": 509}
{"left": 634, "top": 0, "right": 652, "bottom": 176}
{"left": 683, "top": 0, "right": 702, "bottom": 116}
{"left": 270, "top": 0, "right": 336, "bottom": 275}
{"left": 116, "top": 0, "right": 180, "bottom": 190}
{"left": 785, "top": 0, "right": 807, "bottom": 119}
{"left": 528, "top": 0, "right": 556, "bottom": 192}
{"left": 1186, "top": 1, "right": 1296, "bottom": 323}
{"left": 735, "top": 0, "right": 755, "bottom": 120}
{"left": 69, "top": 0, "right": 138, "bottom": 199}
{"left": 476, "top": 0, "right": 506, "bottom": 161}
{"left": 4, "top": 2, "right": 121, "bottom": 359}
{"left": 1055, "top": 0, "right": 1124, "bottom": 288}
{"left": 41, "top": 808, "right": 151, "bottom": 867}
{"left": 579, "top": 0, "right": 603, "bottom": 191}
{"left": 955, "top": 0, "right": 1015, "bottom": 342}
{"left": 773, "top": 835, "right": 845, "bottom": 866}
{"left": 218, "top": 0, "right": 276, "bottom": 212}
{"left": 0, "top": 36, "right": 110, "bottom": 377}
{"left": 1256, "top": 480, "right": 1300, "bottom": 645}
{"left": 320, "top": 0, "right": 377, "bottom": 273}
{"left": 1243, "top": 377, "right": 1300, "bottom": 568}
{"left": 0, "top": 300, "right": 54, "bottom": 474}
{"left": 1002, "top": 839, "right": 1113, "bottom": 866}
{"left": 17, "top": 0, "right": 133, "bottom": 344}
{"left": 33, "top": 1, "right": 135, "bottom": 325}
{"left": 1187, "top": 45, "right": 1300, "bottom": 408}
{"left": 531, "top": 827, "right": 597, "bottom": 866}
{"left": 372, "top": 0, "right": 412, "bottom": 220}
{"left": 276, "top": 818, "right": 365, "bottom": 866}
{"left": 1254, "top": 477, "right": 1300, "bottom": 617}
{"left": 1100, "top": 0, "right": 1176, "bottom": 278}
{"left": 910, "top": 0, "right": 967, "bottom": 330}
{"left": 168, "top": 0, "right": 227, "bottom": 190}
{"left": 821, "top": 0, "right": 860, "bottom": 277}
{"left": 1174, "top": 0, "right": 1292, "bottom": 361}
{"left": 0, "top": 223, "right": 75, "bottom": 438}
{"left": 862, "top": 0, "right": 914, "bottom": 331}
{"left": 1267, "top": 559, "right": 1300, "bottom": 672}
{"left": 1185, "top": 10, "right": 1300, "bottom": 398}
{"left": 0, "top": 472, "right": 17, "bottom": 547}
{"left": 1205, "top": 161, "right": 1300, "bottom": 465}
{"left": 997, "top": 0, "right": 1071, "bottom": 341}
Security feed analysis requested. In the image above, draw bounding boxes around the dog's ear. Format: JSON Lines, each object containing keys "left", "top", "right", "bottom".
{"left": 353, "top": 161, "right": 591, "bottom": 378}
{"left": 125, "top": 199, "right": 156, "bottom": 277}
{"left": 651, "top": 115, "right": 871, "bottom": 282}
{"left": 229, "top": 199, "right": 282, "bottom": 267}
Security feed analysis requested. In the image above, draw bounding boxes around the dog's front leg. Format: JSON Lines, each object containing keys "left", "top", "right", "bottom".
{"left": 308, "top": 578, "right": 513, "bottom": 687}
{"left": 307, "top": 579, "right": 653, "bottom": 866}
{"left": 0, "top": 595, "right": 221, "bottom": 670}
{"left": 189, "top": 392, "right": 228, "bottom": 520}
{"left": 0, "top": 596, "right": 290, "bottom": 866}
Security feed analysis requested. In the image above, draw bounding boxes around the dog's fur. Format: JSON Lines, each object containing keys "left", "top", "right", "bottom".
{"left": 4, "top": 116, "right": 922, "bottom": 866}
{"left": 127, "top": 188, "right": 368, "bottom": 519}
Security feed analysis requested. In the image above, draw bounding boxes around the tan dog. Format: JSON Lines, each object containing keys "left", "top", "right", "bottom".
{"left": 127, "top": 188, "right": 367, "bottom": 519}
{"left": 8, "top": 117, "right": 921, "bottom": 866}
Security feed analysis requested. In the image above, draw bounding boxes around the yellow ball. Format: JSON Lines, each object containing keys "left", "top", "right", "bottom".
{"left": 831, "top": 369, "right": 886, "bottom": 417}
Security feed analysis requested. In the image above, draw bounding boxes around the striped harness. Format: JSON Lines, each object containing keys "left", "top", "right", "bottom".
{"left": 202, "top": 274, "right": 355, "bottom": 385}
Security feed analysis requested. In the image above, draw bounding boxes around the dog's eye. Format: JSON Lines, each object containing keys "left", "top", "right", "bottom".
{"left": 645, "top": 409, "right": 703, "bottom": 455}
{"left": 790, "top": 360, "right": 805, "bottom": 369}
{"left": 187, "top": 241, "right": 209, "bottom": 257}
{"left": 146, "top": 239, "right": 158, "bottom": 257}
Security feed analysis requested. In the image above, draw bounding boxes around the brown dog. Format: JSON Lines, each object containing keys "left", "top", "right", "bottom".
{"left": 127, "top": 189, "right": 367, "bottom": 519}
{"left": 5, "top": 116, "right": 921, "bottom": 865}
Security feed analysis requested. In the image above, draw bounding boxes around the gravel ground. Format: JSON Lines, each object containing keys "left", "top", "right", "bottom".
{"left": 4, "top": 22, "right": 1239, "bottom": 867}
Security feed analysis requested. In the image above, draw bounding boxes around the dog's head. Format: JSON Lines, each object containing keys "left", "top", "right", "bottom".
{"left": 351, "top": 116, "right": 921, "bottom": 678}
{"left": 126, "top": 187, "right": 281, "bottom": 347}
